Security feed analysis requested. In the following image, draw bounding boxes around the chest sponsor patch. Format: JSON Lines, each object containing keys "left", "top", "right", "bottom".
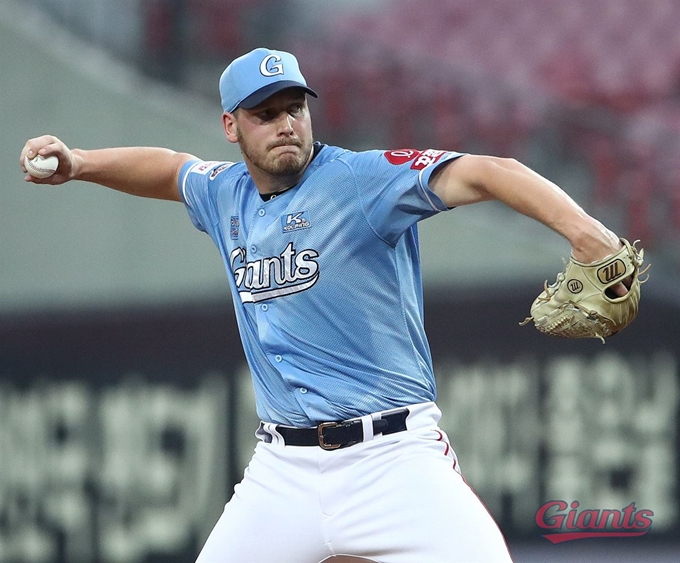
{"left": 281, "top": 211, "right": 311, "bottom": 233}
{"left": 230, "top": 216, "right": 240, "bottom": 240}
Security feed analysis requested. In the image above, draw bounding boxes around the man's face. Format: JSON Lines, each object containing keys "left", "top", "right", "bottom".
{"left": 226, "top": 88, "right": 314, "bottom": 179}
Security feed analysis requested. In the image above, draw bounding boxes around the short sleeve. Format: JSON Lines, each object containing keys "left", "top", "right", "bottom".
{"left": 178, "top": 159, "right": 232, "bottom": 232}
{"left": 346, "top": 149, "right": 464, "bottom": 245}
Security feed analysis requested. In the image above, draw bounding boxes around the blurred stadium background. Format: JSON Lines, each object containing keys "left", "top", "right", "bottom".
{"left": 1, "top": 0, "right": 678, "bottom": 561}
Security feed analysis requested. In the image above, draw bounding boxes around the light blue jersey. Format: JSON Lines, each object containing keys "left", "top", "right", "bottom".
{"left": 179, "top": 144, "right": 462, "bottom": 425}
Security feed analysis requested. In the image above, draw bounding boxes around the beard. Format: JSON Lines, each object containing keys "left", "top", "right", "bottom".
{"left": 237, "top": 131, "right": 314, "bottom": 177}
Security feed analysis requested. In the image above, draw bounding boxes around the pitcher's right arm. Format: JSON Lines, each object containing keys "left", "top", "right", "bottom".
{"left": 20, "top": 135, "right": 196, "bottom": 202}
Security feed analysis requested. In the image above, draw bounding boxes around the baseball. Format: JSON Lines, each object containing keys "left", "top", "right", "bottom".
{"left": 25, "top": 154, "right": 59, "bottom": 179}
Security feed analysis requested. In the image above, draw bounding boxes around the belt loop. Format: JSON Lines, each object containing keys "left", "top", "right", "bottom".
{"left": 361, "top": 414, "right": 374, "bottom": 441}
{"left": 260, "top": 422, "right": 285, "bottom": 445}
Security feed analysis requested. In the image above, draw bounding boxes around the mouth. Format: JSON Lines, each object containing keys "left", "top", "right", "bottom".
{"left": 270, "top": 141, "right": 302, "bottom": 151}
{"left": 271, "top": 146, "right": 302, "bottom": 160}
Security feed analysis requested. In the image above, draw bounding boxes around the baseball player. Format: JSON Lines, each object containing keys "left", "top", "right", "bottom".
{"left": 20, "top": 48, "right": 630, "bottom": 563}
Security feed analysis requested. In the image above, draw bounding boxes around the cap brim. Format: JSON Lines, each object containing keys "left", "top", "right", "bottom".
{"left": 237, "top": 81, "right": 318, "bottom": 110}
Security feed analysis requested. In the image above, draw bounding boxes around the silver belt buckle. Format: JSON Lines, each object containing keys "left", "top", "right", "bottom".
{"left": 317, "top": 421, "right": 342, "bottom": 450}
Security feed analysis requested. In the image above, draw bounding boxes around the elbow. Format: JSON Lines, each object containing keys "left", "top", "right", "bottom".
{"left": 466, "top": 155, "right": 522, "bottom": 195}
{"left": 476, "top": 155, "right": 527, "bottom": 188}
{"left": 483, "top": 155, "right": 522, "bottom": 171}
{"left": 463, "top": 155, "right": 523, "bottom": 180}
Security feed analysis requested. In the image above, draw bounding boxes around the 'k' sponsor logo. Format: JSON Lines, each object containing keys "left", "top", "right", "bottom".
{"left": 282, "top": 211, "right": 311, "bottom": 233}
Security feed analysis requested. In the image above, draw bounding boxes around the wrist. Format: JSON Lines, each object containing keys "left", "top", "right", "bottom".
{"left": 567, "top": 217, "right": 621, "bottom": 263}
{"left": 70, "top": 149, "right": 87, "bottom": 181}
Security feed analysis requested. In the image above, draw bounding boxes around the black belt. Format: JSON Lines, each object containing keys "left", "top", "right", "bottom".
{"left": 274, "top": 407, "right": 410, "bottom": 450}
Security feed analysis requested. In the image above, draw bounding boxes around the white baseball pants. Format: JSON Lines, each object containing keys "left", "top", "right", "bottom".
{"left": 195, "top": 402, "right": 513, "bottom": 563}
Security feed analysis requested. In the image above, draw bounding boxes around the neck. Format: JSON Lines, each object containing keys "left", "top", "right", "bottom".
{"left": 250, "top": 167, "right": 305, "bottom": 196}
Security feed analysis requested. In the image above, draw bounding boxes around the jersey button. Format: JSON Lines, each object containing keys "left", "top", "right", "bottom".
{"left": 274, "top": 355, "right": 283, "bottom": 363}
{"left": 299, "top": 387, "right": 308, "bottom": 394}
{"left": 261, "top": 304, "right": 269, "bottom": 311}
{"left": 258, "top": 209, "right": 266, "bottom": 216}
{"left": 250, "top": 245, "right": 257, "bottom": 254}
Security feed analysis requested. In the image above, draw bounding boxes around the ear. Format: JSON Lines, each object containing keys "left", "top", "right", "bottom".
{"left": 222, "top": 112, "right": 239, "bottom": 144}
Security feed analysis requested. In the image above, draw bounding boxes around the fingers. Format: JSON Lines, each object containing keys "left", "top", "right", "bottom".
{"left": 608, "top": 274, "right": 633, "bottom": 298}
{"left": 21, "top": 135, "right": 59, "bottom": 166}
{"left": 609, "top": 281, "right": 628, "bottom": 297}
{"left": 20, "top": 135, "right": 72, "bottom": 185}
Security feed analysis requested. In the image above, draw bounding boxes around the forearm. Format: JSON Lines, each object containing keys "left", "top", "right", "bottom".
{"left": 72, "top": 147, "right": 193, "bottom": 201}
{"left": 434, "top": 155, "right": 620, "bottom": 261}
{"left": 473, "top": 157, "right": 599, "bottom": 244}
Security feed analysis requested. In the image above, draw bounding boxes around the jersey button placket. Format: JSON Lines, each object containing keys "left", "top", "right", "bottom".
{"left": 249, "top": 208, "right": 265, "bottom": 256}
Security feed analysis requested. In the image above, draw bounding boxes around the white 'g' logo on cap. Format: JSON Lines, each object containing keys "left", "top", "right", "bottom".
{"left": 260, "top": 54, "right": 284, "bottom": 77}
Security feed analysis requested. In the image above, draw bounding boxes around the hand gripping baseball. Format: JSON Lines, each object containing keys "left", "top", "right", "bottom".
{"left": 20, "top": 135, "right": 78, "bottom": 185}
{"left": 520, "top": 238, "right": 650, "bottom": 343}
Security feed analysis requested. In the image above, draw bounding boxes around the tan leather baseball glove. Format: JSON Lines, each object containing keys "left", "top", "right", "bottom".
{"left": 520, "top": 239, "right": 649, "bottom": 343}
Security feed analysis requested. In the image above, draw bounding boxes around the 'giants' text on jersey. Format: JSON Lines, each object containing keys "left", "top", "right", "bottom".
{"left": 230, "top": 242, "right": 320, "bottom": 303}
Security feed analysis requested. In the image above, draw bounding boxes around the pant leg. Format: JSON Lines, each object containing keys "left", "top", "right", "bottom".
{"left": 321, "top": 427, "right": 513, "bottom": 563}
{"left": 196, "top": 442, "right": 328, "bottom": 563}
{"left": 196, "top": 402, "right": 512, "bottom": 563}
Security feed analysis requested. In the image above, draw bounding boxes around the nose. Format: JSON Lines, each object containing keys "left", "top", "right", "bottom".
{"left": 277, "top": 112, "right": 295, "bottom": 135}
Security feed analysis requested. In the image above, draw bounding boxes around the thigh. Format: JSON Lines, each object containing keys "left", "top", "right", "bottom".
{"left": 196, "top": 444, "right": 328, "bottom": 563}
{"left": 326, "top": 429, "right": 513, "bottom": 563}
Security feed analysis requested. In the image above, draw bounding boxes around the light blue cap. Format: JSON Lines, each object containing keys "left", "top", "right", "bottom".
{"left": 219, "top": 48, "right": 318, "bottom": 113}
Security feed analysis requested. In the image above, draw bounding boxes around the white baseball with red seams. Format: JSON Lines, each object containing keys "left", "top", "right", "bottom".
{"left": 24, "top": 154, "right": 59, "bottom": 178}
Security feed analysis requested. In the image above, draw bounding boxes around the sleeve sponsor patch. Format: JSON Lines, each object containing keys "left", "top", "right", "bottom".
{"left": 210, "top": 162, "right": 234, "bottom": 180}
{"left": 383, "top": 149, "right": 421, "bottom": 165}
{"left": 189, "top": 160, "right": 223, "bottom": 175}
{"left": 383, "top": 149, "right": 447, "bottom": 170}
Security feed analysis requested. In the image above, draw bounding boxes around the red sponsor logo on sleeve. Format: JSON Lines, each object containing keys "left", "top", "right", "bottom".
{"left": 410, "top": 149, "right": 446, "bottom": 170}
{"left": 192, "top": 160, "right": 221, "bottom": 175}
{"left": 383, "top": 149, "right": 421, "bottom": 165}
